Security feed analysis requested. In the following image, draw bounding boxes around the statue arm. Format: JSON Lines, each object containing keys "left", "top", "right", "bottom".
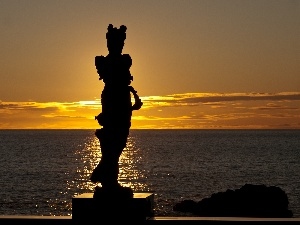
{"left": 129, "top": 86, "right": 143, "bottom": 110}
{"left": 95, "top": 56, "right": 106, "bottom": 80}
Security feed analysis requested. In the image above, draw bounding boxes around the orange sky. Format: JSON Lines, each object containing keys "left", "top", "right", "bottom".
{"left": 0, "top": 1, "right": 299, "bottom": 129}
{"left": 1, "top": 92, "right": 299, "bottom": 129}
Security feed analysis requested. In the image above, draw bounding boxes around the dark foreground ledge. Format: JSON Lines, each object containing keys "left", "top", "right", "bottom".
{"left": 0, "top": 215, "right": 300, "bottom": 224}
{"left": 2, "top": 191, "right": 298, "bottom": 224}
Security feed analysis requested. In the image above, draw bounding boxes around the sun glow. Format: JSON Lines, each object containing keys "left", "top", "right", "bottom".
{"left": 0, "top": 92, "right": 299, "bottom": 129}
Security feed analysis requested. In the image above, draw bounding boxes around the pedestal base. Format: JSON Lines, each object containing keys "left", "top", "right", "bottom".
{"left": 72, "top": 192, "right": 154, "bottom": 223}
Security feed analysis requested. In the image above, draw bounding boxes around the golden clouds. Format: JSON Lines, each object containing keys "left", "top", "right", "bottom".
{"left": 133, "top": 92, "right": 300, "bottom": 129}
{"left": 0, "top": 101, "right": 100, "bottom": 129}
{"left": 0, "top": 92, "right": 299, "bottom": 129}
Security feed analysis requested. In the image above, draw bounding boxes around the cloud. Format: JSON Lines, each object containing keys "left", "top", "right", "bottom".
{"left": 141, "top": 92, "right": 300, "bottom": 106}
{"left": 251, "top": 102, "right": 299, "bottom": 111}
{"left": 0, "top": 102, "right": 29, "bottom": 110}
{"left": 42, "top": 115, "right": 87, "bottom": 119}
{"left": 0, "top": 100, "right": 100, "bottom": 112}
{"left": 0, "top": 92, "right": 299, "bottom": 129}
{"left": 0, "top": 100, "right": 100, "bottom": 129}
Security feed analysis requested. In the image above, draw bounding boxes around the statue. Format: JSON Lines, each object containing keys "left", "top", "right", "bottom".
{"left": 90, "top": 24, "right": 143, "bottom": 197}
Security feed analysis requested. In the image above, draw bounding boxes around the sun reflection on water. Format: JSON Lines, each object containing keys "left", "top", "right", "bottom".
{"left": 69, "top": 133, "right": 149, "bottom": 195}
{"left": 67, "top": 134, "right": 101, "bottom": 194}
{"left": 118, "top": 136, "right": 149, "bottom": 191}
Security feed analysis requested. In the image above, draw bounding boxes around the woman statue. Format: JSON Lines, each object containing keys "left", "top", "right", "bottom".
{"left": 90, "top": 24, "right": 142, "bottom": 195}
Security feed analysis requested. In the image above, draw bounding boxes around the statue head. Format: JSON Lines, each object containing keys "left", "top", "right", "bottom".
{"left": 106, "top": 24, "right": 127, "bottom": 55}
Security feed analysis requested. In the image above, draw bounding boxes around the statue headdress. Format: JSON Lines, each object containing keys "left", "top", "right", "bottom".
{"left": 106, "top": 24, "right": 127, "bottom": 41}
{"left": 106, "top": 24, "right": 127, "bottom": 54}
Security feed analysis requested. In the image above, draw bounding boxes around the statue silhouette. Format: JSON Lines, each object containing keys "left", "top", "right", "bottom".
{"left": 90, "top": 24, "right": 142, "bottom": 196}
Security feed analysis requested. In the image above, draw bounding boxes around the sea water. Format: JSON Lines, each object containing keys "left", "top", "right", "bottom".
{"left": 0, "top": 129, "right": 299, "bottom": 217}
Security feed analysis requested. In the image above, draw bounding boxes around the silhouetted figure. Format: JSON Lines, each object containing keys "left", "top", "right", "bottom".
{"left": 90, "top": 24, "right": 142, "bottom": 197}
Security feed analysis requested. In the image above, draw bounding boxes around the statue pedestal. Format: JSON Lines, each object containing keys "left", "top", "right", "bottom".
{"left": 72, "top": 192, "right": 154, "bottom": 223}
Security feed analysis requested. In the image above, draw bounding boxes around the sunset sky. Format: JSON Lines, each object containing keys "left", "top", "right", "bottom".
{"left": 0, "top": 0, "right": 299, "bottom": 129}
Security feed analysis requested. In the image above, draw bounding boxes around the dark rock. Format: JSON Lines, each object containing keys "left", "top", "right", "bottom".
{"left": 173, "top": 184, "right": 293, "bottom": 217}
{"left": 173, "top": 199, "right": 197, "bottom": 213}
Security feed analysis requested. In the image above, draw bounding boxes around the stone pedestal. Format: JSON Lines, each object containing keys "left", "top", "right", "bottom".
{"left": 72, "top": 192, "right": 154, "bottom": 223}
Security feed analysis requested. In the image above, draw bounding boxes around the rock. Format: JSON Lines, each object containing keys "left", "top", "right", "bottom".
{"left": 173, "top": 184, "right": 293, "bottom": 217}
{"left": 173, "top": 199, "right": 197, "bottom": 213}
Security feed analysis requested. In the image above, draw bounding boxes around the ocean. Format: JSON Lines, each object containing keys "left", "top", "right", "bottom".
{"left": 0, "top": 129, "right": 299, "bottom": 217}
